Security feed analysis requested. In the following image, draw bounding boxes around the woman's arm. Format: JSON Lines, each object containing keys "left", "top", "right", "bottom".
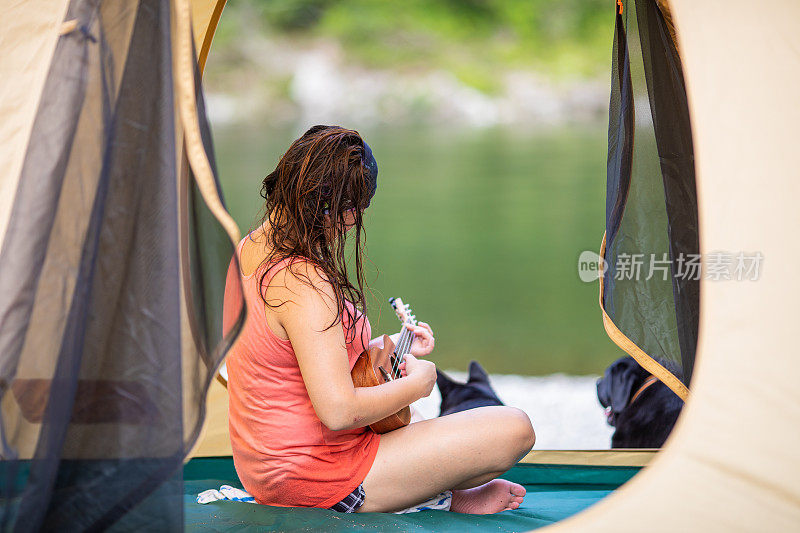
{"left": 272, "top": 264, "right": 436, "bottom": 431}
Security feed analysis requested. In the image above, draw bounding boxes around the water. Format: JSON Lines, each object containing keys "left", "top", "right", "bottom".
{"left": 212, "top": 122, "right": 620, "bottom": 376}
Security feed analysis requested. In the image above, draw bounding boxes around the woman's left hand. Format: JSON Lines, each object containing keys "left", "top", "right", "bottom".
{"left": 403, "top": 321, "right": 435, "bottom": 358}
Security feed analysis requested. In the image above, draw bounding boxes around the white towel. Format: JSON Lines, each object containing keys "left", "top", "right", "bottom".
{"left": 196, "top": 485, "right": 452, "bottom": 513}
{"left": 394, "top": 491, "right": 452, "bottom": 513}
{"left": 196, "top": 485, "right": 256, "bottom": 505}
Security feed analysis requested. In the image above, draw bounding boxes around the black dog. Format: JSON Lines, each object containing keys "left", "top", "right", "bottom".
{"left": 436, "top": 361, "right": 504, "bottom": 416}
{"left": 597, "top": 356, "right": 684, "bottom": 448}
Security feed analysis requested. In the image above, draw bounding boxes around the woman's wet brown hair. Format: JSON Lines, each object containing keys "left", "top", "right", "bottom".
{"left": 257, "top": 125, "right": 375, "bottom": 342}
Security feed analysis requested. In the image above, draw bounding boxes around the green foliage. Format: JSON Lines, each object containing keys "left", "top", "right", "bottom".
{"left": 254, "top": 0, "right": 335, "bottom": 31}
{"left": 233, "top": 0, "right": 614, "bottom": 85}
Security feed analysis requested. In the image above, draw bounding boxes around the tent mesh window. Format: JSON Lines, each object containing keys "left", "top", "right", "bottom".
{"left": 602, "top": 0, "right": 699, "bottom": 394}
{"left": 0, "top": 1, "right": 244, "bottom": 530}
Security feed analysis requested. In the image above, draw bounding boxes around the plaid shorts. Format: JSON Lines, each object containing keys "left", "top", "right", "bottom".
{"left": 330, "top": 484, "right": 366, "bottom": 513}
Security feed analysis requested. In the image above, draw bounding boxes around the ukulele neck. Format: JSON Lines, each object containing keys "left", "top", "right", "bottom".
{"left": 390, "top": 325, "right": 414, "bottom": 378}
{"left": 388, "top": 297, "right": 418, "bottom": 379}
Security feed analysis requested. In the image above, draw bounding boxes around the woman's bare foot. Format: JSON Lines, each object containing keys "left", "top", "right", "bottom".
{"left": 450, "top": 479, "right": 526, "bottom": 514}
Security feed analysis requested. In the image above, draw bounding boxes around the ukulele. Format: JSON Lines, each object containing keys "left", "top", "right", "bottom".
{"left": 350, "top": 297, "right": 418, "bottom": 433}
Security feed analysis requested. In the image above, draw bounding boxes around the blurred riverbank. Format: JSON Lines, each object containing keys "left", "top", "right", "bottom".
{"left": 205, "top": 1, "right": 613, "bottom": 129}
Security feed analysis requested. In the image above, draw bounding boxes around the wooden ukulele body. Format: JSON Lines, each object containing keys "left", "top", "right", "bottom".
{"left": 350, "top": 334, "right": 411, "bottom": 434}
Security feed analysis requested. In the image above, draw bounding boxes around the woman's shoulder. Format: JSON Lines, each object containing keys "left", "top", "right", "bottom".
{"left": 238, "top": 230, "right": 335, "bottom": 305}
{"left": 272, "top": 257, "right": 334, "bottom": 297}
{"left": 239, "top": 233, "right": 311, "bottom": 278}
{"left": 251, "top": 252, "right": 335, "bottom": 306}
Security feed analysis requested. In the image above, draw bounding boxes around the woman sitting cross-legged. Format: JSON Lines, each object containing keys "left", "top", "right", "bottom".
{"left": 222, "top": 125, "right": 535, "bottom": 514}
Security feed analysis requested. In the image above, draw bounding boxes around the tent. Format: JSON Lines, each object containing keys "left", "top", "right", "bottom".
{"left": 599, "top": 0, "right": 697, "bottom": 401}
{"left": 0, "top": 1, "right": 244, "bottom": 529}
{"left": 1, "top": 0, "right": 798, "bottom": 530}
{"left": 552, "top": 0, "right": 800, "bottom": 529}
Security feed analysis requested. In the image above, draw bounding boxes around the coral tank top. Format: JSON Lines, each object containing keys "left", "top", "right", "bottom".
{"left": 222, "top": 237, "right": 380, "bottom": 508}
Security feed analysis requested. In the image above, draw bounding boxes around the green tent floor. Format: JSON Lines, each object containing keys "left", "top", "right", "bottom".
{"left": 184, "top": 457, "right": 639, "bottom": 532}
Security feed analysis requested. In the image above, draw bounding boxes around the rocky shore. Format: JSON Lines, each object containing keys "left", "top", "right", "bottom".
{"left": 413, "top": 371, "right": 614, "bottom": 449}
{"left": 205, "top": 32, "right": 609, "bottom": 130}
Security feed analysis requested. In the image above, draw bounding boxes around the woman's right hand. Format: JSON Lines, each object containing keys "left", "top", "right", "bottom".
{"left": 399, "top": 354, "right": 436, "bottom": 399}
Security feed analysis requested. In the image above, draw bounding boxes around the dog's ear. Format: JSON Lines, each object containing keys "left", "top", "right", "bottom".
{"left": 436, "top": 370, "right": 457, "bottom": 396}
{"left": 596, "top": 375, "right": 611, "bottom": 409}
{"left": 467, "top": 361, "right": 489, "bottom": 384}
{"left": 609, "top": 358, "right": 640, "bottom": 414}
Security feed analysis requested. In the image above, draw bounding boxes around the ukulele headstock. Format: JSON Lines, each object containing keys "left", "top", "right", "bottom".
{"left": 389, "top": 297, "right": 417, "bottom": 326}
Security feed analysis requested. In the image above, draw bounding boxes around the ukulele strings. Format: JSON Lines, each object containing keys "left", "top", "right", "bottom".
{"left": 391, "top": 325, "right": 414, "bottom": 378}
{"left": 390, "top": 329, "right": 408, "bottom": 377}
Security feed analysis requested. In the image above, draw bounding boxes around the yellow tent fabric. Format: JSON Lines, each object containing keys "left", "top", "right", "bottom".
{"left": 0, "top": 0, "right": 225, "bottom": 238}
{"left": 0, "top": 1, "right": 244, "bottom": 527}
{"left": 193, "top": 376, "right": 232, "bottom": 456}
{"left": 549, "top": 0, "right": 800, "bottom": 530}
{"left": 0, "top": 0, "right": 237, "bottom": 462}
{"left": 0, "top": 1, "right": 70, "bottom": 242}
